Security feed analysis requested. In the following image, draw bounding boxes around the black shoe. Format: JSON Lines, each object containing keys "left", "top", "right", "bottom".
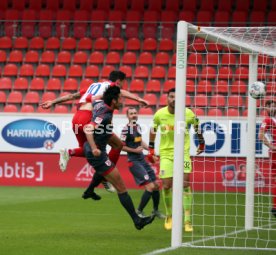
{"left": 134, "top": 215, "right": 155, "bottom": 230}
{"left": 271, "top": 208, "right": 276, "bottom": 217}
{"left": 82, "top": 192, "right": 101, "bottom": 201}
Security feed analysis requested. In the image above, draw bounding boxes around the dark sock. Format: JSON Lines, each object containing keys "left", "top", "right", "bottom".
{"left": 84, "top": 172, "right": 104, "bottom": 194}
{"left": 152, "top": 190, "right": 160, "bottom": 211}
{"left": 118, "top": 192, "right": 138, "bottom": 222}
{"left": 138, "top": 190, "right": 152, "bottom": 212}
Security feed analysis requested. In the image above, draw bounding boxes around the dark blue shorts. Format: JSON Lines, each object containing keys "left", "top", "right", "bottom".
{"left": 84, "top": 142, "right": 115, "bottom": 176}
{"left": 128, "top": 159, "right": 156, "bottom": 186}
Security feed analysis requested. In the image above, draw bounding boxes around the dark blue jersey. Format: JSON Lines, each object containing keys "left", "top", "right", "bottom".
{"left": 121, "top": 123, "right": 145, "bottom": 161}
{"left": 91, "top": 101, "right": 113, "bottom": 151}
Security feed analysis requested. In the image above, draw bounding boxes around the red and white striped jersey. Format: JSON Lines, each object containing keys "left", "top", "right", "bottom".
{"left": 260, "top": 117, "right": 276, "bottom": 145}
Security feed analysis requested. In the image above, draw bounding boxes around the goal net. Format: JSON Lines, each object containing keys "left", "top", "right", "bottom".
{"left": 172, "top": 22, "right": 276, "bottom": 251}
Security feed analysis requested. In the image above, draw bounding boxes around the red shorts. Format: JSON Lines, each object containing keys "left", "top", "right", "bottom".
{"left": 72, "top": 110, "right": 92, "bottom": 147}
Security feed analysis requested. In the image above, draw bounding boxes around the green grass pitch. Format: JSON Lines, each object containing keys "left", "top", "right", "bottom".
{"left": 0, "top": 186, "right": 275, "bottom": 255}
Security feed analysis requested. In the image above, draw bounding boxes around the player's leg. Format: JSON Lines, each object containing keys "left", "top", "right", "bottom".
{"left": 102, "top": 166, "right": 155, "bottom": 230}
{"left": 183, "top": 154, "right": 193, "bottom": 232}
{"left": 143, "top": 160, "right": 165, "bottom": 219}
{"left": 107, "top": 133, "right": 123, "bottom": 165}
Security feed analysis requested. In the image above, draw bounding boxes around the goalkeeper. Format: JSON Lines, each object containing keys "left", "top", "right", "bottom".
{"left": 149, "top": 88, "right": 205, "bottom": 231}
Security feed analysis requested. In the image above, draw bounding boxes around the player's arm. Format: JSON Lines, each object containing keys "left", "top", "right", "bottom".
{"left": 122, "top": 145, "right": 144, "bottom": 154}
{"left": 148, "top": 113, "right": 160, "bottom": 163}
{"left": 193, "top": 117, "right": 205, "bottom": 155}
{"left": 121, "top": 89, "right": 149, "bottom": 107}
{"left": 84, "top": 123, "right": 101, "bottom": 156}
{"left": 40, "top": 92, "right": 81, "bottom": 109}
{"left": 259, "top": 122, "right": 276, "bottom": 150}
{"left": 141, "top": 140, "right": 149, "bottom": 150}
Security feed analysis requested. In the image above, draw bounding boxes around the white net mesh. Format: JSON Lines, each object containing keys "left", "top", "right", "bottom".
{"left": 180, "top": 25, "right": 276, "bottom": 251}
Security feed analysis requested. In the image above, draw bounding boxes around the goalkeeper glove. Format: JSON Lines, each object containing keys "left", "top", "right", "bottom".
{"left": 196, "top": 137, "right": 205, "bottom": 155}
{"left": 147, "top": 142, "right": 157, "bottom": 163}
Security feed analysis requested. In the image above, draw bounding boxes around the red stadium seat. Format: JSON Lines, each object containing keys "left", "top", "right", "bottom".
{"left": 52, "top": 65, "right": 67, "bottom": 78}
{"left": 78, "top": 37, "right": 92, "bottom": 51}
{"left": 257, "top": 67, "right": 266, "bottom": 80}
{"left": 235, "top": 67, "right": 249, "bottom": 80}
{"left": 239, "top": 54, "right": 249, "bottom": 65}
{"left": 122, "top": 52, "right": 137, "bottom": 65}
{"left": 250, "top": 11, "right": 265, "bottom": 26}
{"left": 36, "top": 64, "right": 50, "bottom": 77}
{"left": 193, "top": 108, "right": 205, "bottom": 116}
{"left": 143, "top": 93, "right": 157, "bottom": 106}
{"left": 3, "top": 64, "right": 18, "bottom": 76}
{"left": 194, "top": 94, "right": 208, "bottom": 107}
{"left": 167, "top": 66, "right": 176, "bottom": 79}
{"left": 182, "top": 0, "right": 197, "bottom": 12}
{"left": 46, "top": 0, "right": 59, "bottom": 11}
{"left": 208, "top": 108, "right": 223, "bottom": 116}
{"left": 267, "top": 11, "right": 276, "bottom": 24}
{"left": 159, "top": 94, "right": 167, "bottom": 106}
{"left": 37, "top": 106, "right": 51, "bottom": 113}
{"left": 21, "top": 10, "right": 36, "bottom": 38}
{"left": 214, "top": 80, "right": 229, "bottom": 94}
{"left": 226, "top": 108, "right": 240, "bottom": 116}
{"left": 151, "top": 66, "right": 166, "bottom": 79}
{"left": 42, "top": 92, "right": 56, "bottom": 102}
{"left": 253, "top": 0, "right": 268, "bottom": 11}
{"left": 235, "top": 0, "right": 250, "bottom": 11}
{"left": 53, "top": 105, "right": 69, "bottom": 113}
{"left": 208, "top": 43, "right": 223, "bottom": 52}
{"left": 85, "top": 65, "right": 100, "bottom": 78}
{"left": 90, "top": 10, "right": 106, "bottom": 38}
{"left": 200, "top": 0, "right": 214, "bottom": 11}
{"left": 0, "top": 0, "right": 8, "bottom": 10}
{"left": 79, "top": 0, "right": 95, "bottom": 11}
{"left": 232, "top": 11, "right": 247, "bottom": 27}
{"left": 56, "top": 10, "right": 71, "bottom": 38}
{"left": 106, "top": 52, "right": 121, "bottom": 65}
{"left": 258, "top": 55, "right": 270, "bottom": 65}
{"left": 79, "top": 79, "right": 93, "bottom": 91}
{"left": 217, "top": 1, "right": 232, "bottom": 11}
{"left": 201, "top": 66, "right": 216, "bottom": 79}
{"left": 4, "top": 105, "right": 18, "bottom": 112}
{"left": 179, "top": 11, "right": 195, "bottom": 23}
{"left": 130, "top": 0, "right": 145, "bottom": 12}
{"left": 45, "top": 37, "right": 60, "bottom": 51}
{"left": 129, "top": 79, "right": 144, "bottom": 93}
{"left": 119, "top": 65, "right": 132, "bottom": 78}
{"left": 190, "top": 37, "right": 205, "bottom": 52}
{"left": 63, "top": 0, "right": 77, "bottom": 12}
{"left": 0, "top": 50, "right": 6, "bottom": 64}
{"left": 134, "top": 66, "right": 149, "bottom": 79}
{"left": 24, "top": 91, "right": 39, "bottom": 104}
{"left": 107, "top": 11, "right": 123, "bottom": 37}
{"left": 148, "top": 0, "right": 162, "bottom": 11}
{"left": 138, "top": 52, "right": 153, "bottom": 66}
{"left": 266, "top": 82, "right": 276, "bottom": 94}
{"left": 39, "top": 10, "right": 54, "bottom": 39}
{"left": 20, "top": 64, "right": 34, "bottom": 77}
{"left": 171, "top": 53, "right": 176, "bottom": 65}
{"left": 228, "top": 95, "right": 244, "bottom": 108}
{"left": 73, "top": 10, "right": 89, "bottom": 39}
{"left": 47, "top": 78, "right": 62, "bottom": 91}
{"left": 41, "top": 51, "right": 55, "bottom": 64}
{"left": 188, "top": 53, "right": 203, "bottom": 65}
{"left": 231, "top": 80, "right": 247, "bottom": 94}
{"left": 7, "top": 91, "right": 23, "bottom": 104}
{"left": 210, "top": 94, "right": 226, "bottom": 107}
{"left": 142, "top": 38, "right": 157, "bottom": 51}
{"left": 25, "top": 50, "right": 39, "bottom": 64}
{"left": 160, "top": 11, "right": 177, "bottom": 39}
{"left": 4, "top": 9, "right": 20, "bottom": 37}
{"left": 114, "top": 0, "right": 128, "bottom": 11}
{"left": 30, "top": 78, "right": 44, "bottom": 91}
{"left": 206, "top": 53, "right": 219, "bottom": 65}
{"left": 166, "top": 0, "right": 180, "bottom": 11}
{"left": 68, "top": 65, "right": 83, "bottom": 78}
{"left": 89, "top": 51, "right": 104, "bottom": 65}
{"left": 186, "top": 80, "right": 195, "bottom": 93}
{"left": 97, "top": 0, "right": 111, "bottom": 11}
{"left": 110, "top": 38, "right": 125, "bottom": 51}
{"left": 94, "top": 37, "right": 109, "bottom": 51}
{"left": 197, "top": 80, "right": 213, "bottom": 93}
{"left": 268, "top": 68, "right": 276, "bottom": 81}
{"left": 159, "top": 39, "right": 174, "bottom": 52}
{"left": 0, "top": 91, "right": 7, "bottom": 103}
{"left": 29, "top": 0, "right": 42, "bottom": 11}
{"left": 186, "top": 66, "right": 198, "bottom": 79}
{"left": 221, "top": 53, "right": 237, "bottom": 65}
{"left": 196, "top": 11, "right": 212, "bottom": 26}
{"left": 143, "top": 11, "right": 158, "bottom": 38}
{"left": 21, "top": 105, "right": 35, "bottom": 113}
{"left": 139, "top": 108, "right": 153, "bottom": 115}
{"left": 163, "top": 80, "right": 175, "bottom": 93}
{"left": 73, "top": 51, "right": 88, "bottom": 65}
{"left": 0, "top": 77, "right": 12, "bottom": 90}
{"left": 126, "top": 38, "right": 141, "bottom": 51}
{"left": 64, "top": 78, "right": 78, "bottom": 91}
{"left": 61, "top": 37, "right": 77, "bottom": 51}
{"left": 14, "top": 77, "right": 28, "bottom": 90}
{"left": 155, "top": 52, "right": 170, "bottom": 65}
{"left": 29, "top": 37, "right": 44, "bottom": 50}
{"left": 125, "top": 11, "right": 141, "bottom": 39}
{"left": 124, "top": 94, "right": 140, "bottom": 106}
{"left": 8, "top": 50, "right": 23, "bottom": 63}
{"left": 13, "top": 37, "right": 28, "bottom": 50}
{"left": 218, "top": 66, "right": 233, "bottom": 79}
{"left": 146, "top": 80, "right": 161, "bottom": 93}
{"left": 101, "top": 65, "right": 115, "bottom": 79}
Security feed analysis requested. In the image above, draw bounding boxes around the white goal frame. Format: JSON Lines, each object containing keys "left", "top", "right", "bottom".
{"left": 172, "top": 21, "right": 276, "bottom": 249}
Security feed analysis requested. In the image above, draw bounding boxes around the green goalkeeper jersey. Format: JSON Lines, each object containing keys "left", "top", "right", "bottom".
{"left": 152, "top": 106, "right": 198, "bottom": 158}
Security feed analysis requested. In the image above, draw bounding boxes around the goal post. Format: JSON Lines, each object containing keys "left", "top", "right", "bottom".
{"left": 172, "top": 21, "right": 276, "bottom": 250}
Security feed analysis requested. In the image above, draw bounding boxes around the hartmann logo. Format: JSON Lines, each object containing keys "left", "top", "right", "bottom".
{"left": 2, "top": 119, "right": 60, "bottom": 149}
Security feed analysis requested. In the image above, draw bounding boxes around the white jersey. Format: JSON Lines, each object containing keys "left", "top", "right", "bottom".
{"left": 78, "top": 81, "right": 114, "bottom": 104}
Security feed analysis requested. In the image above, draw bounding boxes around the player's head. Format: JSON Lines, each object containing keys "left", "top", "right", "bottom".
{"left": 103, "top": 86, "right": 122, "bottom": 110}
{"left": 265, "top": 100, "right": 276, "bottom": 117}
{"left": 126, "top": 107, "right": 138, "bottom": 124}
{"left": 167, "top": 88, "right": 175, "bottom": 110}
{"left": 108, "top": 71, "right": 126, "bottom": 88}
